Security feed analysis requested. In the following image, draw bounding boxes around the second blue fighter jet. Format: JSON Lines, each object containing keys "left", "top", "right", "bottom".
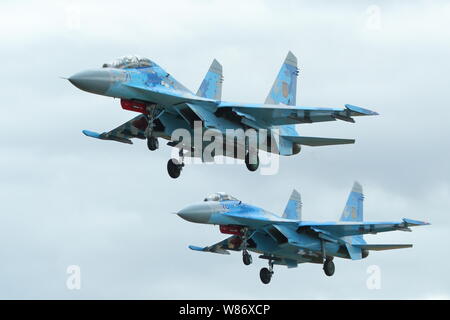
{"left": 177, "top": 183, "right": 429, "bottom": 284}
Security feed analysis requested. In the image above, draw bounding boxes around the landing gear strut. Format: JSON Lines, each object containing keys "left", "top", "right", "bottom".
{"left": 241, "top": 228, "right": 252, "bottom": 265}
{"left": 145, "top": 104, "right": 162, "bottom": 152}
{"left": 321, "top": 240, "right": 335, "bottom": 276}
{"left": 167, "top": 148, "right": 185, "bottom": 179}
{"left": 259, "top": 260, "right": 274, "bottom": 284}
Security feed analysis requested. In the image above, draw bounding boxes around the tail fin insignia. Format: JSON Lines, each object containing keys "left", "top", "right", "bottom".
{"left": 265, "top": 51, "right": 299, "bottom": 106}
{"left": 340, "top": 181, "right": 364, "bottom": 222}
{"left": 282, "top": 189, "right": 302, "bottom": 220}
{"left": 196, "top": 59, "right": 223, "bottom": 100}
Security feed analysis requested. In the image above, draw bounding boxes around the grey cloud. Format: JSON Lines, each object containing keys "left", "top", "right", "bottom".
{"left": 0, "top": 0, "right": 448, "bottom": 299}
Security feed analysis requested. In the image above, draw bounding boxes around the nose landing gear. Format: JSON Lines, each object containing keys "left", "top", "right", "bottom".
{"left": 147, "top": 136, "right": 159, "bottom": 151}
{"left": 144, "top": 104, "right": 163, "bottom": 151}
{"left": 167, "top": 159, "right": 183, "bottom": 179}
{"left": 167, "top": 149, "right": 185, "bottom": 179}
{"left": 242, "top": 250, "right": 252, "bottom": 265}
{"left": 241, "top": 228, "right": 253, "bottom": 265}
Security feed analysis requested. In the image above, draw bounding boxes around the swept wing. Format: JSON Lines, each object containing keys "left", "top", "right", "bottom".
{"left": 299, "top": 218, "right": 429, "bottom": 237}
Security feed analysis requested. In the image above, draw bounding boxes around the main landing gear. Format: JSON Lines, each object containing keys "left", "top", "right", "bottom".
{"left": 259, "top": 260, "right": 274, "bottom": 284}
{"left": 245, "top": 151, "right": 259, "bottom": 172}
{"left": 321, "top": 240, "right": 335, "bottom": 277}
{"left": 323, "top": 258, "right": 335, "bottom": 277}
{"left": 167, "top": 149, "right": 185, "bottom": 179}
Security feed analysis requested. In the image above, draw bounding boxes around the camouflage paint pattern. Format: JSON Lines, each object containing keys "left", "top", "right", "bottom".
{"left": 179, "top": 183, "right": 429, "bottom": 268}
{"left": 70, "top": 53, "right": 378, "bottom": 158}
{"left": 196, "top": 59, "right": 223, "bottom": 100}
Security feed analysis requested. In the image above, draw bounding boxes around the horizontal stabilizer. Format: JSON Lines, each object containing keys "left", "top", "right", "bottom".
{"left": 353, "top": 244, "right": 413, "bottom": 251}
{"left": 283, "top": 135, "right": 355, "bottom": 146}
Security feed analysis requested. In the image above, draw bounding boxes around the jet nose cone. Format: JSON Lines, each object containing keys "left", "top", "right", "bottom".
{"left": 177, "top": 203, "right": 214, "bottom": 224}
{"left": 68, "top": 69, "right": 113, "bottom": 95}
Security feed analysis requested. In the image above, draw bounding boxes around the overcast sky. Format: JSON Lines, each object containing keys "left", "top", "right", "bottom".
{"left": 0, "top": 0, "right": 449, "bottom": 299}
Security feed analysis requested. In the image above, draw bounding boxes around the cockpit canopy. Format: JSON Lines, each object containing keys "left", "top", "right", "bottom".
{"left": 102, "top": 55, "right": 153, "bottom": 69}
{"left": 204, "top": 192, "right": 238, "bottom": 202}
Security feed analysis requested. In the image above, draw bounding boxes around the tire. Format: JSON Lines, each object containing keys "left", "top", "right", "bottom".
{"left": 259, "top": 267, "right": 272, "bottom": 284}
{"left": 167, "top": 159, "right": 181, "bottom": 179}
{"left": 323, "top": 260, "right": 335, "bottom": 277}
{"left": 245, "top": 152, "right": 259, "bottom": 172}
{"left": 147, "top": 137, "right": 159, "bottom": 151}
{"left": 243, "top": 252, "right": 252, "bottom": 266}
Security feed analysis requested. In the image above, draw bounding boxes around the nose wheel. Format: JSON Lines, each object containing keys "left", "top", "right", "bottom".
{"left": 167, "top": 149, "right": 185, "bottom": 179}
{"left": 241, "top": 228, "right": 253, "bottom": 266}
{"left": 242, "top": 250, "right": 252, "bottom": 266}
{"left": 147, "top": 137, "right": 159, "bottom": 151}
{"left": 144, "top": 104, "right": 163, "bottom": 152}
{"left": 167, "top": 159, "right": 182, "bottom": 178}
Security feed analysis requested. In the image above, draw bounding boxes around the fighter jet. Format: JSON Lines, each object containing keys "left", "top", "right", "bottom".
{"left": 177, "top": 182, "right": 429, "bottom": 284}
{"left": 68, "top": 52, "right": 378, "bottom": 178}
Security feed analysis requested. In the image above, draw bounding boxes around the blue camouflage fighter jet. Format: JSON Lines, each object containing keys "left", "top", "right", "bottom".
{"left": 177, "top": 182, "right": 429, "bottom": 284}
{"left": 68, "top": 52, "right": 378, "bottom": 178}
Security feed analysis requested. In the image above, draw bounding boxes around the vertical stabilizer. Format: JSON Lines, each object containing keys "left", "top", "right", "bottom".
{"left": 264, "top": 51, "right": 299, "bottom": 106}
{"left": 282, "top": 189, "right": 302, "bottom": 220}
{"left": 196, "top": 59, "right": 223, "bottom": 100}
{"left": 340, "top": 182, "right": 364, "bottom": 222}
